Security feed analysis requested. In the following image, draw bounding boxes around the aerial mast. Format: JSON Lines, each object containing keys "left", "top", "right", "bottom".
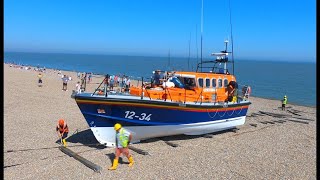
{"left": 224, "top": 40, "right": 228, "bottom": 73}
{"left": 200, "top": 0, "right": 204, "bottom": 72}
{"left": 228, "top": 0, "right": 235, "bottom": 75}
{"left": 168, "top": 49, "right": 171, "bottom": 68}
{"left": 188, "top": 32, "right": 191, "bottom": 71}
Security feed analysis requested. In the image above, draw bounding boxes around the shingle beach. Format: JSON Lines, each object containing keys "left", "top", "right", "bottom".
{"left": 4, "top": 64, "right": 316, "bottom": 179}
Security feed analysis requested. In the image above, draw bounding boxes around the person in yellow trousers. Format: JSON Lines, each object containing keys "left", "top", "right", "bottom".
{"left": 108, "top": 123, "right": 134, "bottom": 170}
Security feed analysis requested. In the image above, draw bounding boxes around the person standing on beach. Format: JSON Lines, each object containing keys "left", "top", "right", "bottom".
{"left": 121, "top": 76, "right": 126, "bottom": 92}
{"left": 88, "top": 73, "right": 92, "bottom": 83}
{"left": 125, "top": 77, "right": 131, "bottom": 92}
{"left": 103, "top": 75, "right": 109, "bottom": 96}
{"left": 108, "top": 123, "right": 134, "bottom": 170}
{"left": 37, "top": 73, "right": 43, "bottom": 87}
{"left": 62, "top": 75, "right": 69, "bottom": 91}
{"left": 56, "top": 119, "right": 69, "bottom": 147}
{"left": 76, "top": 81, "right": 81, "bottom": 94}
{"left": 110, "top": 75, "right": 115, "bottom": 91}
{"left": 80, "top": 74, "right": 86, "bottom": 92}
{"left": 282, "top": 95, "right": 288, "bottom": 111}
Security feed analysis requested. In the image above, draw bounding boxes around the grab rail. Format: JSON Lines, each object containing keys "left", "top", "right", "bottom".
{"left": 92, "top": 75, "right": 109, "bottom": 96}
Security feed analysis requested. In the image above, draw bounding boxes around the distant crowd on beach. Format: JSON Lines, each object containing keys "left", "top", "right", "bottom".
{"left": 5, "top": 62, "right": 133, "bottom": 94}
{"left": 7, "top": 62, "right": 47, "bottom": 73}
{"left": 6, "top": 62, "right": 76, "bottom": 91}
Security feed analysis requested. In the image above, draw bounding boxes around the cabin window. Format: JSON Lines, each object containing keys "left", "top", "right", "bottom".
{"left": 184, "top": 78, "right": 196, "bottom": 87}
{"left": 198, "top": 78, "right": 203, "bottom": 87}
{"left": 182, "top": 77, "right": 196, "bottom": 89}
{"left": 224, "top": 79, "right": 228, "bottom": 87}
{"left": 212, "top": 78, "right": 216, "bottom": 88}
{"left": 218, "top": 79, "right": 222, "bottom": 88}
{"left": 205, "top": 78, "right": 210, "bottom": 88}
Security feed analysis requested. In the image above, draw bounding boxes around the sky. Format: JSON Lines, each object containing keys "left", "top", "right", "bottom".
{"left": 4, "top": 0, "right": 316, "bottom": 62}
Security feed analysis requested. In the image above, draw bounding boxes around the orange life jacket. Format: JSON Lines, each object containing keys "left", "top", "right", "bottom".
{"left": 57, "top": 122, "right": 69, "bottom": 133}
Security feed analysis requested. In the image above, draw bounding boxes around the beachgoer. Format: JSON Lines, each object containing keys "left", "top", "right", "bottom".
{"left": 242, "top": 85, "right": 251, "bottom": 99}
{"left": 88, "top": 73, "right": 92, "bottom": 83}
{"left": 282, "top": 95, "right": 288, "bottom": 111}
{"left": 80, "top": 74, "right": 85, "bottom": 91}
{"left": 37, "top": 73, "right": 43, "bottom": 87}
{"left": 56, "top": 119, "right": 69, "bottom": 147}
{"left": 117, "top": 75, "right": 120, "bottom": 87}
{"left": 77, "top": 72, "right": 80, "bottom": 79}
{"left": 114, "top": 75, "right": 118, "bottom": 87}
{"left": 103, "top": 75, "right": 109, "bottom": 96}
{"left": 76, "top": 81, "right": 81, "bottom": 94}
{"left": 122, "top": 76, "right": 127, "bottom": 92}
{"left": 110, "top": 75, "right": 115, "bottom": 90}
{"left": 125, "top": 78, "right": 131, "bottom": 92}
{"left": 62, "top": 75, "right": 69, "bottom": 91}
{"left": 108, "top": 123, "right": 134, "bottom": 170}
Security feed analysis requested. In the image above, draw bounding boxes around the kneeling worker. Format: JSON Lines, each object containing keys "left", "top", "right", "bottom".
{"left": 56, "top": 119, "right": 69, "bottom": 147}
{"left": 108, "top": 123, "right": 134, "bottom": 170}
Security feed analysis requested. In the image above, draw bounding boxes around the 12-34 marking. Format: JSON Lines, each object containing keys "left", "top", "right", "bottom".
{"left": 125, "top": 111, "right": 152, "bottom": 121}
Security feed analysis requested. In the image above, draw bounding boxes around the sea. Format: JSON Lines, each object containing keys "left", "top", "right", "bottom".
{"left": 4, "top": 52, "right": 316, "bottom": 107}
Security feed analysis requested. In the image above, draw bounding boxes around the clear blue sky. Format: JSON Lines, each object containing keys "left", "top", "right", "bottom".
{"left": 4, "top": 0, "right": 316, "bottom": 62}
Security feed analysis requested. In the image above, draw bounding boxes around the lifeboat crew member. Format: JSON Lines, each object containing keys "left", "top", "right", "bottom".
{"left": 154, "top": 70, "right": 161, "bottom": 85}
{"left": 226, "top": 84, "right": 235, "bottom": 102}
{"left": 56, "top": 119, "right": 69, "bottom": 147}
{"left": 282, "top": 95, "right": 288, "bottom": 111}
{"left": 109, "top": 123, "right": 134, "bottom": 170}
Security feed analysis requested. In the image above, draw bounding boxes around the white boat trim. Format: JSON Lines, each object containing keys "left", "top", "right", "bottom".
{"left": 90, "top": 116, "right": 246, "bottom": 147}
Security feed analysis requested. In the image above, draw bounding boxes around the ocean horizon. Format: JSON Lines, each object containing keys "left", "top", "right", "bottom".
{"left": 4, "top": 51, "right": 316, "bottom": 107}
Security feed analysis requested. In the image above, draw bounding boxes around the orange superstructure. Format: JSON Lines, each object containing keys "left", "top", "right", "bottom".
{"left": 130, "top": 70, "right": 238, "bottom": 103}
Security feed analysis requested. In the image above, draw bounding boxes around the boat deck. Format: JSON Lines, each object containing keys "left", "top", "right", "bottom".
{"left": 74, "top": 92, "right": 250, "bottom": 107}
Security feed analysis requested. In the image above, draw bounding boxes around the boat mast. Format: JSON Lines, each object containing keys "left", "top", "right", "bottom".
{"left": 200, "top": 0, "right": 204, "bottom": 72}
{"left": 196, "top": 24, "right": 199, "bottom": 66}
{"left": 168, "top": 49, "right": 171, "bottom": 69}
{"left": 228, "top": 0, "right": 235, "bottom": 75}
{"left": 188, "top": 32, "right": 191, "bottom": 71}
{"left": 224, "top": 40, "right": 228, "bottom": 73}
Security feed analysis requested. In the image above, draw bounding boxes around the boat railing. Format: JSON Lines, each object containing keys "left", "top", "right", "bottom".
{"left": 89, "top": 74, "right": 250, "bottom": 105}
{"left": 92, "top": 75, "right": 109, "bottom": 97}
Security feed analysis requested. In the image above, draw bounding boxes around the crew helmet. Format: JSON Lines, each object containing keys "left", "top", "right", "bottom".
{"left": 59, "top": 119, "right": 65, "bottom": 126}
{"left": 114, "top": 123, "right": 122, "bottom": 131}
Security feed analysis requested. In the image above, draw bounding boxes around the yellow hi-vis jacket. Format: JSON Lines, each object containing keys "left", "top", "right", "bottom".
{"left": 283, "top": 97, "right": 287, "bottom": 105}
{"left": 116, "top": 128, "right": 129, "bottom": 148}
